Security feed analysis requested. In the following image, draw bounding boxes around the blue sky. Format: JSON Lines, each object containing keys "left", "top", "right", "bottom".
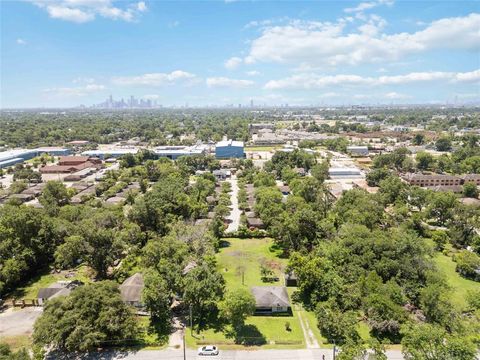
{"left": 1, "top": 0, "right": 479, "bottom": 108}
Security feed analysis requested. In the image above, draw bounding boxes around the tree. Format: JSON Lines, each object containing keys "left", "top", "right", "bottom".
{"left": 419, "top": 282, "right": 454, "bottom": 326}
{"left": 401, "top": 323, "right": 477, "bottom": 360}
{"left": 310, "top": 160, "right": 329, "bottom": 183}
{"left": 33, "top": 281, "right": 137, "bottom": 352}
{"left": 219, "top": 289, "right": 256, "bottom": 329}
{"left": 366, "top": 168, "right": 391, "bottom": 187}
{"left": 315, "top": 301, "right": 359, "bottom": 344}
{"left": 39, "top": 181, "right": 71, "bottom": 215}
{"left": 431, "top": 230, "right": 449, "bottom": 251}
{"left": 183, "top": 263, "right": 225, "bottom": 329}
{"left": 412, "top": 133, "right": 425, "bottom": 145}
{"left": 427, "top": 191, "right": 458, "bottom": 225}
{"left": 143, "top": 270, "right": 172, "bottom": 331}
{"left": 54, "top": 235, "right": 85, "bottom": 269}
{"left": 378, "top": 175, "right": 407, "bottom": 205}
{"left": 416, "top": 151, "right": 435, "bottom": 171}
{"left": 78, "top": 209, "right": 126, "bottom": 279}
{"left": 455, "top": 250, "right": 480, "bottom": 280}
{"left": 463, "top": 182, "right": 479, "bottom": 198}
{"left": 435, "top": 137, "right": 452, "bottom": 152}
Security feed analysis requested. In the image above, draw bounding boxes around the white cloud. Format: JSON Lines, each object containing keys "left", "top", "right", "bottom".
{"left": 244, "top": 13, "right": 480, "bottom": 67}
{"left": 225, "top": 57, "right": 243, "bottom": 70}
{"left": 72, "top": 77, "right": 95, "bottom": 84}
{"left": 112, "top": 70, "right": 197, "bottom": 86}
{"left": 206, "top": 77, "right": 254, "bottom": 88}
{"left": 16, "top": 38, "right": 27, "bottom": 45}
{"left": 137, "top": 1, "right": 147, "bottom": 12}
{"left": 30, "top": 0, "right": 147, "bottom": 23}
{"left": 384, "top": 92, "right": 411, "bottom": 100}
{"left": 454, "top": 69, "right": 480, "bottom": 83}
{"left": 264, "top": 69, "right": 480, "bottom": 90}
{"left": 245, "top": 70, "right": 261, "bottom": 76}
{"left": 344, "top": 0, "right": 394, "bottom": 14}
{"left": 43, "top": 83, "right": 106, "bottom": 97}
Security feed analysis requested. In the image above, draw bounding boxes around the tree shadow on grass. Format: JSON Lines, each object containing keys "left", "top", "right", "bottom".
{"left": 219, "top": 240, "right": 231, "bottom": 248}
{"left": 229, "top": 324, "right": 267, "bottom": 346}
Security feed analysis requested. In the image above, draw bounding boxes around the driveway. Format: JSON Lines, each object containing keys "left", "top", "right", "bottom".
{"left": 0, "top": 307, "right": 42, "bottom": 336}
{"left": 225, "top": 175, "right": 240, "bottom": 233}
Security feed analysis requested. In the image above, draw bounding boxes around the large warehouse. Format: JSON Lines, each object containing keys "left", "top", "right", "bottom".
{"left": 0, "top": 147, "right": 70, "bottom": 169}
{"left": 215, "top": 140, "right": 245, "bottom": 159}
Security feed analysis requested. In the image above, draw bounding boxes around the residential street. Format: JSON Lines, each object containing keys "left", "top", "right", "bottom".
{"left": 46, "top": 348, "right": 406, "bottom": 360}
{"left": 225, "top": 175, "right": 240, "bottom": 233}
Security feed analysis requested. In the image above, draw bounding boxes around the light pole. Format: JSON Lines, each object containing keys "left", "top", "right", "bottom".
{"left": 333, "top": 340, "right": 336, "bottom": 360}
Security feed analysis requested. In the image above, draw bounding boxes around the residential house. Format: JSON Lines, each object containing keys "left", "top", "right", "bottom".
{"left": 251, "top": 286, "right": 291, "bottom": 314}
{"left": 119, "top": 273, "right": 144, "bottom": 308}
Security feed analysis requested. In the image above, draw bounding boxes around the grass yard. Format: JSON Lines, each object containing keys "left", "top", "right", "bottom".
{"left": 186, "top": 237, "right": 306, "bottom": 349}
{"left": 217, "top": 237, "right": 287, "bottom": 290}
{"left": 134, "top": 316, "right": 169, "bottom": 350}
{"left": 0, "top": 335, "right": 31, "bottom": 352}
{"left": 9, "top": 265, "right": 92, "bottom": 300}
{"left": 434, "top": 252, "right": 480, "bottom": 310}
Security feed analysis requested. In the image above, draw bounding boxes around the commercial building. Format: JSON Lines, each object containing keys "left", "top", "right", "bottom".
{"left": 0, "top": 148, "right": 70, "bottom": 169}
{"left": 402, "top": 173, "right": 480, "bottom": 187}
{"left": 347, "top": 145, "right": 369, "bottom": 156}
{"left": 40, "top": 156, "right": 102, "bottom": 174}
{"left": 329, "top": 167, "right": 363, "bottom": 179}
{"left": 81, "top": 148, "right": 139, "bottom": 160}
{"left": 215, "top": 140, "right": 245, "bottom": 159}
{"left": 153, "top": 145, "right": 207, "bottom": 160}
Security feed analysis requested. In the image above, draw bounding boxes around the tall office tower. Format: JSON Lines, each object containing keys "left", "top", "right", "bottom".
{"left": 250, "top": 99, "right": 254, "bottom": 108}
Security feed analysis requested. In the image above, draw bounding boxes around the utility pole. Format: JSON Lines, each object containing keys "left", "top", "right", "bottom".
{"left": 333, "top": 340, "right": 336, "bottom": 360}
{"left": 189, "top": 305, "right": 193, "bottom": 336}
{"left": 183, "top": 325, "right": 186, "bottom": 360}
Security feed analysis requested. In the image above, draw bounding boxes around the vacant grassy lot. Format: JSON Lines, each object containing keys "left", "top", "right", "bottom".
{"left": 434, "top": 253, "right": 480, "bottom": 310}
{"left": 187, "top": 237, "right": 306, "bottom": 349}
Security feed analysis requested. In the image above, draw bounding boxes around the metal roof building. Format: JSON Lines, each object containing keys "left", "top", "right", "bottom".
{"left": 215, "top": 139, "right": 245, "bottom": 159}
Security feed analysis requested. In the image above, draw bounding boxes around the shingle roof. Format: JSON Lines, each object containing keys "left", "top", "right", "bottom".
{"left": 119, "top": 273, "right": 144, "bottom": 303}
{"left": 251, "top": 286, "right": 290, "bottom": 308}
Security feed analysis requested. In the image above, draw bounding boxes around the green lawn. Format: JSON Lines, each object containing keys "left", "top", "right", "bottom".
{"left": 217, "top": 237, "right": 287, "bottom": 290}
{"left": 434, "top": 253, "right": 480, "bottom": 310}
{"left": 187, "top": 237, "right": 306, "bottom": 349}
{"left": 9, "top": 265, "right": 92, "bottom": 300}
{"left": 0, "top": 335, "right": 31, "bottom": 352}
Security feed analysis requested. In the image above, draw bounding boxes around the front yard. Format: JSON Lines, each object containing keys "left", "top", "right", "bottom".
{"left": 186, "top": 237, "right": 308, "bottom": 349}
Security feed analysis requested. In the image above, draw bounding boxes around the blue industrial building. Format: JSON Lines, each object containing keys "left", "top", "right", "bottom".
{"left": 0, "top": 147, "right": 71, "bottom": 169}
{"left": 215, "top": 140, "right": 245, "bottom": 159}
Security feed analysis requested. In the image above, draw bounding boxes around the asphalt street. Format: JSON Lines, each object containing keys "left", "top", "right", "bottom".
{"left": 46, "top": 349, "right": 406, "bottom": 360}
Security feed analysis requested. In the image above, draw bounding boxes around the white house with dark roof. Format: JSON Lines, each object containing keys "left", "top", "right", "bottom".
{"left": 250, "top": 286, "right": 291, "bottom": 314}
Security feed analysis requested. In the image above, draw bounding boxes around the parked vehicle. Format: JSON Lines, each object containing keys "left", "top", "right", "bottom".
{"left": 198, "top": 345, "right": 219, "bottom": 356}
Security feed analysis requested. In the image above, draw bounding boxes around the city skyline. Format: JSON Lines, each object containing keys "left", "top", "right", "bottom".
{"left": 1, "top": 0, "right": 479, "bottom": 108}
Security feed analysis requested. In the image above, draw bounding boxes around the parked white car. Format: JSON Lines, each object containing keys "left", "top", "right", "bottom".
{"left": 197, "top": 345, "right": 219, "bottom": 356}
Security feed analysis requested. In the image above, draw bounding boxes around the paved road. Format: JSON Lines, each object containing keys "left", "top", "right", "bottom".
{"left": 225, "top": 175, "right": 240, "bottom": 233}
{"left": 0, "top": 307, "right": 42, "bottom": 336}
{"left": 46, "top": 349, "right": 405, "bottom": 360}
